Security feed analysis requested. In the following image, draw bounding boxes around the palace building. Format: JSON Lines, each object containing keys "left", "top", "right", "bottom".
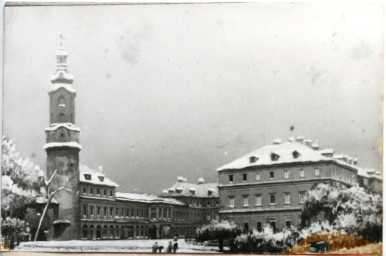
{"left": 28, "top": 45, "right": 219, "bottom": 241}
{"left": 217, "top": 137, "right": 382, "bottom": 233}
{"left": 27, "top": 44, "right": 380, "bottom": 241}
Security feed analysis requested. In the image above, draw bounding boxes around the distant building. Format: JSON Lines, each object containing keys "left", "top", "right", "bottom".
{"left": 217, "top": 137, "right": 381, "bottom": 233}
{"left": 160, "top": 177, "right": 220, "bottom": 229}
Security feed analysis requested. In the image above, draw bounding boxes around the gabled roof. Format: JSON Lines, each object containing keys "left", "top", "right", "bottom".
{"left": 79, "top": 164, "right": 119, "bottom": 187}
{"left": 162, "top": 181, "right": 219, "bottom": 198}
{"left": 116, "top": 192, "right": 185, "bottom": 205}
{"left": 217, "top": 141, "right": 330, "bottom": 171}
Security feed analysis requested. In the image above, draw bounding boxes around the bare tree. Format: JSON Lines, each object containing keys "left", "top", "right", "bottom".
{"left": 34, "top": 170, "right": 71, "bottom": 241}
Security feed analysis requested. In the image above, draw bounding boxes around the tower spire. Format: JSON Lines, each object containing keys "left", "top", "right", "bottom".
{"left": 51, "top": 35, "right": 74, "bottom": 84}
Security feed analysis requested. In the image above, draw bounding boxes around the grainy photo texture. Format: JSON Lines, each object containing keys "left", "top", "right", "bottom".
{"left": 1, "top": 2, "right": 383, "bottom": 255}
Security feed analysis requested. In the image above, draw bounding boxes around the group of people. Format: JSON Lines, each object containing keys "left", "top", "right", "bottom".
{"left": 152, "top": 237, "right": 178, "bottom": 253}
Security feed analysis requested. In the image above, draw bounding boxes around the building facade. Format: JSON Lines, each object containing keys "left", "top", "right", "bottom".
{"left": 217, "top": 137, "right": 382, "bottom": 233}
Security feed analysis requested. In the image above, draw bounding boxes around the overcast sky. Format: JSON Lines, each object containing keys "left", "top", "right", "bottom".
{"left": 4, "top": 2, "right": 383, "bottom": 194}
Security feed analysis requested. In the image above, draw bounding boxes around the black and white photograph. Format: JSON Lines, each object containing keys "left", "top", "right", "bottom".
{"left": 1, "top": 1, "right": 383, "bottom": 255}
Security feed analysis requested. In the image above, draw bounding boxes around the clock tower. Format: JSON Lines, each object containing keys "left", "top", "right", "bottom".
{"left": 44, "top": 43, "right": 81, "bottom": 240}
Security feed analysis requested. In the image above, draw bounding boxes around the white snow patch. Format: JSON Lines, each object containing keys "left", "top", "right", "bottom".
{"left": 44, "top": 142, "right": 82, "bottom": 150}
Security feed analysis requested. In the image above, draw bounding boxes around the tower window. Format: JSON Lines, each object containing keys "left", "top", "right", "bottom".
{"left": 270, "top": 171, "right": 275, "bottom": 179}
{"left": 228, "top": 175, "right": 233, "bottom": 183}
{"left": 242, "top": 174, "right": 248, "bottom": 182}
{"left": 59, "top": 113, "right": 66, "bottom": 122}
{"left": 60, "top": 133, "right": 64, "bottom": 137}
{"left": 84, "top": 174, "right": 91, "bottom": 180}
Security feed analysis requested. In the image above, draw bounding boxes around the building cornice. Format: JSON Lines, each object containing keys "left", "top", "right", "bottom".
{"left": 218, "top": 177, "right": 355, "bottom": 188}
{"left": 219, "top": 206, "right": 302, "bottom": 214}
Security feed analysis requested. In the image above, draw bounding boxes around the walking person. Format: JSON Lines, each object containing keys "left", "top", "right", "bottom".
{"left": 152, "top": 242, "right": 159, "bottom": 253}
{"left": 166, "top": 241, "right": 173, "bottom": 253}
{"left": 173, "top": 237, "right": 178, "bottom": 253}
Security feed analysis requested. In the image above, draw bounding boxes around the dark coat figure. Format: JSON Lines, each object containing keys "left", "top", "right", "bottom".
{"left": 158, "top": 245, "right": 164, "bottom": 253}
{"left": 173, "top": 238, "right": 178, "bottom": 253}
{"left": 167, "top": 241, "right": 173, "bottom": 253}
{"left": 152, "top": 242, "right": 159, "bottom": 253}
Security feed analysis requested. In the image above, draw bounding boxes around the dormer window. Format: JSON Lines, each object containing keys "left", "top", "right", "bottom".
{"left": 271, "top": 153, "right": 280, "bottom": 161}
{"left": 292, "top": 150, "right": 300, "bottom": 159}
{"left": 189, "top": 188, "right": 196, "bottom": 195}
{"left": 84, "top": 174, "right": 91, "bottom": 180}
{"left": 249, "top": 156, "right": 259, "bottom": 163}
{"left": 98, "top": 176, "right": 104, "bottom": 182}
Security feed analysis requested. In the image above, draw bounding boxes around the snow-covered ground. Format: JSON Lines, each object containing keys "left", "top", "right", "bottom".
{"left": 16, "top": 239, "right": 220, "bottom": 253}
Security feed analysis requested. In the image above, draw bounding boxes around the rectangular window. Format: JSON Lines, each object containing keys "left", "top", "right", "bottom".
{"left": 103, "top": 207, "right": 107, "bottom": 216}
{"left": 315, "top": 168, "right": 320, "bottom": 176}
{"left": 284, "top": 170, "right": 289, "bottom": 179}
{"left": 243, "top": 195, "right": 249, "bottom": 207}
{"left": 257, "top": 222, "right": 262, "bottom": 232}
{"left": 300, "top": 169, "right": 305, "bottom": 177}
{"left": 90, "top": 205, "right": 94, "bottom": 216}
{"left": 97, "top": 206, "right": 101, "bottom": 215}
{"left": 115, "top": 208, "right": 119, "bottom": 216}
{"left": 256, "top": 172, "right": 260, "bottom": 180}
{"left": 97, "top": 188, "right": 100, "bottom": 196}
{"left": 284, "top": 193, "right": 291, "bottom": 204}
{"left": 103, "top": 189, "right": 107, "bottom": 197}
{"left": 82, "top": 187, "right": 87, "bottom": 195}
{"left": 270, "top": 171, "right": 274, "bottom": 179}
{"left": 286, "top": 220, "right": 291, "bottom": 228}
{"left": 255, "top": 194, "right": 262, "bottom": 206}
{"left": 299, "top": 191, "right": 306, "bottom": 204}
{"left": 83, "top": 205, "right": 87, "bottom": 217}
{"left": 90, "top": 187, "right": 94, "bottom": 195}
{"left": 243, "top": 222, "right": 249, "bottom": 232}
{"left": 229, "top": 175, "right": 233, "bottom": 183}
{"left": 270, "top": 221, "right": 277, "bottom": 233}
{"left": 270, "top": 194, "right": 276, "bottom": 205}
{"left": 110, "top": 207, "right": 113, "bottom": 216}
{"left": 242, "top": 174, "right": 248, "bottom": 182}
{"left": 229, "top": 197, "right": 235, "bottom": 208}
{"left": 109, "top": 190, "right": 113, "bottom": 197}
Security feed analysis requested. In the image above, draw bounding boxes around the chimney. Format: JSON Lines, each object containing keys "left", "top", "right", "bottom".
{"left": 304, "top": 139, "right": 312, "bottom": 147}
{"left": 99, "top": 166, "right": 103, "bottom": 172}
{"left": 311, "top": 142, "right": 319, "bottom": 150}
{"left": 177, "top": 176, "right": 186, "bottom": 182}
{"left": 288, "top": 137, "right": 295, "bottom": 142}
{"left": 296, "top": 136, "right": 304, "bottom": 144}
{"left": 273, "top": 138, "right": 282, "bottom": 144}
{"left": 198, "top": 177, "right": 205, "bottom": 184}
{"left": 353, "top": 158, "right": 358, "bottom": 165}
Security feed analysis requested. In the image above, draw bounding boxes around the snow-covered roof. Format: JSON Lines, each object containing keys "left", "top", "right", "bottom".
{"left": 44, "top": 142, "right": 82, "bottom": 150}
{"left": 115, "top": 192, "right": 185, "bottom": 205}
{"left": 357, "top": 168, "right": 382, "bottom": 180}
{"left": 45, "top": 123, "right": 80, "bottom": 132}
{"left": 217, "top": 141, "right": 331, "bottom": 171}
{"left": 49, "top": 83, "right": 76, "bottom": 94}
{"left": 51, "top": 71, "right": 74, "bottom": 84}
{"left": 79, "top": 164, "right": 119, "bottom": 187}
{"left": 164, "top": 181, "right": 218, "bottom": 198}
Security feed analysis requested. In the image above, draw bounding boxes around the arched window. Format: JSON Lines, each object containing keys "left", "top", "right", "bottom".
{"left": 58, "top": 96, "right": 66, "bottom": 108}
{"left": 59, "top": 113, "right": 66, "bottom": 122}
